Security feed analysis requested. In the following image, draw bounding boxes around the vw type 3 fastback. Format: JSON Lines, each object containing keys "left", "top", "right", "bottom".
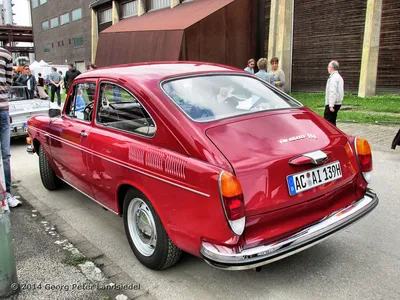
{"left": 26, "top": 62, "right": 378, "bottom": 270}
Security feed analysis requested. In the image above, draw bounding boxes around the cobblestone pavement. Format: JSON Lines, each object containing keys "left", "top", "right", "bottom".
{"left": 338, "top": 123, "right": 399, "bottom": 152}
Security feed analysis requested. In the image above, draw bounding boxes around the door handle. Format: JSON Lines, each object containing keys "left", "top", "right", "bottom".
{"left": 79, "top": 131, "right": 88, "bottom": 137}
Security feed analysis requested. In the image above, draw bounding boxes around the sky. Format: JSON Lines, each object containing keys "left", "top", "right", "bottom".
{"left": 7, "top": 0, "right": 30, "bottom": 26}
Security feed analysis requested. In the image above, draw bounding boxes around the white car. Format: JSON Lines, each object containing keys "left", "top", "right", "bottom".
{"left": 8, "top": 86, "right": 50, "bottom": 137}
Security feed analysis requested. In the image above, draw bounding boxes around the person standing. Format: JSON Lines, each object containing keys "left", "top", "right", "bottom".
{"left": 64, "top": 63, "right": 81, "bottom": 91}
{"left": 244, "top": 59, "right": 255, "bottom": 74}
{"left": 49, "top": 67, "right": 62, "bottom": 106}
{"left": 269, "top": 57, "right": 285, "bottom": 92}
{"left": 36, "top": 73, "right": 48, "bottom": 99}
{"left": 15, "top": 66, "right": 36, "bottom": 98}
{"left": 0, "top": 47, "right": 21, "bottom": 207}
{"left": 324, "top": 60, "right": 344, "bottom": 126}
{"left": 255, "top": 58, "right": 270, "bottom": 82}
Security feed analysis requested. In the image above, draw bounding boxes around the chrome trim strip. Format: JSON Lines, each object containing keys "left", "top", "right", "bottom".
{"left": 58, "top": 177, "right": 119, "bottom": 215}
{"left": 200, "top": 189, "right": 378, "bottom": 270}
{"left": 28, "top": 126, "right": 210, "bottom": 198}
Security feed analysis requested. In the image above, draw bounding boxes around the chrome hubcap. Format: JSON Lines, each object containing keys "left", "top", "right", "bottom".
{"left": 127, "top": 198, "right": 157, "bottom": 256}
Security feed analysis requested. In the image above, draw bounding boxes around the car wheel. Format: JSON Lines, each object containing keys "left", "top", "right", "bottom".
{"left": 123, "top": 188, "right": 182, "bottom": 270}
{"left": 39, "top": 145, "right": 62, "bottom": 190}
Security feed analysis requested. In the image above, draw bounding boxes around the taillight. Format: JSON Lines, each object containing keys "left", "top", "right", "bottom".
{"left": 9, "top": 116, "right": 12, "bottom": 124}
{"left": 354, "top": 137, "right": 372, "bottom": 183}
{"left": 219, "top": 171, "right": 245, "bottom": 235}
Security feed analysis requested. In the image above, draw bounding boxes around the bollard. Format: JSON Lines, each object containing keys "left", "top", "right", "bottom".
{"left": 0, "top": 186, "right": 19, "bottom": 298}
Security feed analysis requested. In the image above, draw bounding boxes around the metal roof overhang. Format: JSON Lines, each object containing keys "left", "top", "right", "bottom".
{"left": 95, "top": 0, "right": 235, "bottom": 67}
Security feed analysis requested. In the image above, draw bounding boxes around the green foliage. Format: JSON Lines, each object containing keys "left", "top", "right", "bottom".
{"left": 292, "top": 92, "right": 400, "bottom": 123}
{"left": 291, "top": 92, "right": 400, "bottom": 113}
{"left": 62, "top": 254, "right": 88, "bottom": 266}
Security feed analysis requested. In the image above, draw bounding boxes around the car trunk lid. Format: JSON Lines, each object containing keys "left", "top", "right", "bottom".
{"left": 205, "top": 109, "right": 359, "bottom": 217}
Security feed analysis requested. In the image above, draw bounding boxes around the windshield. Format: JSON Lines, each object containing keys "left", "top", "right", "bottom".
{"left": 8, "top": 86, "right": 30, "bottom": 101}
{"left": 161, "top": 75, "right": 301, "bottom": 122}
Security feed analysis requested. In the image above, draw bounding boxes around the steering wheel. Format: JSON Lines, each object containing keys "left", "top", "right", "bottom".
{"left": 83, "top": 102, "right": 94, "bottom": 122}
{"left": 101, "top": 96, "right": 115, "bottom": 110}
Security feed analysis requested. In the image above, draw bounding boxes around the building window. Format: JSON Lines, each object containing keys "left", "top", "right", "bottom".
{"left": 60, "top": 13, "right": 70, "bottom": 25}
{"left": 71, "top": 8, "right": 82, "bottom": 21}
{"left": 147, "top": 0, "right": 169, "bottom": 10}
{"left": 50, "top": 17, "right": 59, "bottom": 28}
{"left": 72, "top": 37, "right": 84, "bottom": 48}
{"left": 44, "top": 43, "right": 51, "bottom": 52}
{"left": 41, "top": 21, "right": 49, "bottom": 31}
{"left": 39, "top": 0, "right": 47, "bottom": 4}
{"left": 32, "top": 0, "right": 38, "bottom": 9}
{"left": 99, "top": 8, "right": 112, "bottom": 24}
{"left": 121, "top": 1, "right": 138, "bottom": 18}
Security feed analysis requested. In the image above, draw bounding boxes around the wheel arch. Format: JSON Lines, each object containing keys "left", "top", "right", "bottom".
{"left": 33, "top": 138, "right": 41, "bottom": 156}
{"left": 116, "top": 182, "right": 178, "bottom": 244}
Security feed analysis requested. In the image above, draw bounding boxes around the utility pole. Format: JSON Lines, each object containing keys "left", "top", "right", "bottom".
{"left": 0, "top": 143, "right": 19, "bottom": 297}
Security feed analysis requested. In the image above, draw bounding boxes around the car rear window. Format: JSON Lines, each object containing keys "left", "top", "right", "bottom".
{"left": 161, "top": 75, "right": 301, "bottom": 122}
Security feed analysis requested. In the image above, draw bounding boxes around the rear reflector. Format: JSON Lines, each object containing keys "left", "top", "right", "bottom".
{"left": 355, "top": 137, "right": 372, "bottom": 183}
{"left": 219, "top": 171, "right": 246, "bottom": 235}
{"left": 355, "top": 137, "right": 372, "bottom": 172}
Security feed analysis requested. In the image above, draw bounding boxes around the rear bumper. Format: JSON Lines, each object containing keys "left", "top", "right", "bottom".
{"left": 200, "top": 188, "right": 378, "bottom": 270}
{"left": 10, "top": 123, "right": 28, "bottom": 137}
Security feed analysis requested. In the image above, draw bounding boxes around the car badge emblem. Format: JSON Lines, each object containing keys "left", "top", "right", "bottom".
{"left": 279, "top": 133, "right": 317, "bottom": 144}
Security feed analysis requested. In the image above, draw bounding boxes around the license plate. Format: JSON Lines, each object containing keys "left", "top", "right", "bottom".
{"left": 287, "top": 161, "right": 342, "bottom": 196}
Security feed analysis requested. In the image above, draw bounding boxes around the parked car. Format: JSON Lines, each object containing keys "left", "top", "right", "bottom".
{"left": 8, "top": 86, "right": 50, "bottom": 137}
{"left": 26, "top": 62, "right": 378, "bottom": 271}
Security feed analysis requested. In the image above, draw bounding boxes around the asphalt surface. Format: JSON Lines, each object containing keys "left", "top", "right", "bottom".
{"left": 5, "top": 198, "right": 122, "bottom": 300}
{"left": 8, "top": 124, "right": 400, "bottom": 300}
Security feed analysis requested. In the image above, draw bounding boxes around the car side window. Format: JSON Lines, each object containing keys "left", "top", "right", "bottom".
{"left": 96, "top": 83, "right": 156, "bottom": 137}
{"left": 66, "top": 82, "right": 96, "bottom": 122}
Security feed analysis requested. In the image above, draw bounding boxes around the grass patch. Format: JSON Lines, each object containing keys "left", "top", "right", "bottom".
{"left": 313, "top": 108, "right": 400, "bottom": 124}
{"left": 62, "top": 253, "right": 104, "bottom": 267}
{"left": 291, "top": 92, "right": 400, "bottom": 113}
{"left": 62, "top": 254, "right": 88, "bottom": 267}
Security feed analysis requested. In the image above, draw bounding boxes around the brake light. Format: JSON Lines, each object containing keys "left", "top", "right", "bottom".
{"left": 9, "top": 116, "right": 12, "bottom": 124}
{"left": 219, "top": 171, "right": 245, "bottom": 235}
{"left": 354, "top": 137, "right": 372, "bottom": 183}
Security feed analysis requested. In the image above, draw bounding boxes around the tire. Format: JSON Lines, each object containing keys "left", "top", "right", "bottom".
{"left": 123, "top": 188, "right": 182, "bottom": 270}
{"left": 39, "top": 145, "right": 62, "bottom": 190}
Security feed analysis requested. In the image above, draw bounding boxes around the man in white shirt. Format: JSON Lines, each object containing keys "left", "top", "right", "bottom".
{"left": 324, "top": 60, "right": 344, "bottom": 126}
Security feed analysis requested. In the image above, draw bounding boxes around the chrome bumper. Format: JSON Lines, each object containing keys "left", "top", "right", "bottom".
{"left": 200, "top": 189, "right": 378, "bottom": 270}
{"left": 26, "top": 145, "right": 35, "bottom": 155}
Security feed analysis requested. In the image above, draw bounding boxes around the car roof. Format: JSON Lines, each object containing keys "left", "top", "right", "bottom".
{"left": 77, "top": 61, "right": 243, "bottom": 84}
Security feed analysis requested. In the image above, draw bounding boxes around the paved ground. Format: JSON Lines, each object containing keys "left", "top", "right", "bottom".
{"left": 337, "top": 123, "right": 399, "bottom": 152}
{"left": 7, "top": 123, "right": 400, "bottom": 300}
{"left": 5, "top": 198, "right": 123, "bottom": 300}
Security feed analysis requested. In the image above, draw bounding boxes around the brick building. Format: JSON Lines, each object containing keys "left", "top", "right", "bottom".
{"left": 30, "top": 0, "right": 92, "bottom": 72}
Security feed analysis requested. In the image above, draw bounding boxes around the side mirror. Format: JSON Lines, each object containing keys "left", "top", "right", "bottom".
{"left": 49, "top": 108, "right": 61, "bottom": 118}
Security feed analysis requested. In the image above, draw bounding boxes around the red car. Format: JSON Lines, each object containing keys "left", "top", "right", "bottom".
{"left": 26, "top": 62, "right": 378, "bottom": 271}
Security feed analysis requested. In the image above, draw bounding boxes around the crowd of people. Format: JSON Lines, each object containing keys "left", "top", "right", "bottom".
{"left": 244, "top": 57, "right": 286, "bottom": 92}
{"left": 10, "top": 63, "right": 89, "bottom": 106}
{"left": 244, "top": 56, "right": 344, "bottom": 126}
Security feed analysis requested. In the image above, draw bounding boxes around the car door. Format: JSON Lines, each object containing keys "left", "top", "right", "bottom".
{"left": 47, "top": 81, "right": 97, "bottom": 197}
{"left": 85, "top": 81, "right": 156, "bottom": 211}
